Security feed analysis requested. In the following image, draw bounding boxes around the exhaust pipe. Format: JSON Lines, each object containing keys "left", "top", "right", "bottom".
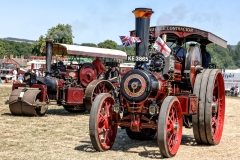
{"left": 132, "top": 8, "right": 154, "bottom": 57}
{"left": 45, "top": 39, "right": 54, "bottom": 77}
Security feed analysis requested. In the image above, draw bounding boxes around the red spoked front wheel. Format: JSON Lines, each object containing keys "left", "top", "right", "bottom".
{"left": 157, "top": 96, "right": 183, "bottom": 158}
{"left": 89, "top": 93, "right": 118, "bottom": 151}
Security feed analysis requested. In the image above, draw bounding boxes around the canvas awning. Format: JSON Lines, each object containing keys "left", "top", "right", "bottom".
{"left": 40, "top": 43, "right": 127, "bottom": 59}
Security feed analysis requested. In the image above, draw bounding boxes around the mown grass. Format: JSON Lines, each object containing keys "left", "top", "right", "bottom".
{"left": 0, "top": 85, "right": 240, "bottom": 160}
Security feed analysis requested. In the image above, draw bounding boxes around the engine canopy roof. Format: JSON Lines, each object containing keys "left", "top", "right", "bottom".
{"left": 130, "top": 25, "right": 227, "bottom": 48}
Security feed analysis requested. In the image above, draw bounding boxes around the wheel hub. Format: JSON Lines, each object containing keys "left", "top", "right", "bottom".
{"left": 212, "top": 102, "right": 218, "bottom": 113}
{"left": 173, "top": 122, "right": 180, "bottom": 134}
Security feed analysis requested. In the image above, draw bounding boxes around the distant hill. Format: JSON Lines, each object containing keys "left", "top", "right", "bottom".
{"left": 0, "top": 37, "right": 84, "bottom": 45}
{"left": 1, "top": 37, "right": 35, "bottom": 44}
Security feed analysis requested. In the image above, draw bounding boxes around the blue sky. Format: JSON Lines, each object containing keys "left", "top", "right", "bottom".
{"left": 0, "top": 0, "right": 240, "bottom": 45}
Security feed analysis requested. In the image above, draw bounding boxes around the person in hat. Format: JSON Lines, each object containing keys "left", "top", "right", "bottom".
{"left": 200, "top": 44, "right": 211, "bottom": 69}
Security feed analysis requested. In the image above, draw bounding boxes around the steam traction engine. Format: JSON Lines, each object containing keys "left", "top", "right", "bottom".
{"left": 89, "top": 8, "right": 225, "bottom": 158}
{"left": 7, "top": 40, "right": 126, "bottom": 116}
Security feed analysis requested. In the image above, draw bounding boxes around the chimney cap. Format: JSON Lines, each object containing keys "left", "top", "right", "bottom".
{"left": 134, "top": 8, "right": 153, "bottom": 11}
{"left": 133, "top": 8, "right": 154, "bottom": 18}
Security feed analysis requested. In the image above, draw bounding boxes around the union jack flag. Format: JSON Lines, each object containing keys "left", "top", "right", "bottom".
{"left": 119, "top": 36, "right": 141, "bottom": 47}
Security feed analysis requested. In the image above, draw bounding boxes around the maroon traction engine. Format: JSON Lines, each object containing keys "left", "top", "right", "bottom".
{"left": 7, "top": 40, "right": 127, "bottom": 116}
{"left": 89, "top": 8, "right": 225, "bottom": 158}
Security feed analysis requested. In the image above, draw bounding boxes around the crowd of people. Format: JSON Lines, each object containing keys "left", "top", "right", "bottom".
{"left": 230, "top": 85, "right": 239, "bottom": 96}
{"left": 0, "top": 69, "right": 44, "bottom": 84}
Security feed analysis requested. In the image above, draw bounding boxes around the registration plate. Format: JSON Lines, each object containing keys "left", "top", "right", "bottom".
{"left": 127, "top": 56, "right": 149, "bottom": 62}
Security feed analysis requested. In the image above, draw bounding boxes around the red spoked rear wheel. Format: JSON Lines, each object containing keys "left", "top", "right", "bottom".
{"left": 89, "top": 93, "right": 118, "bottom": 151}
{"left": 192, "top": 69, "right": 225, "bottom": 145}
{"left": 205, "top": 69, "right": 225, "bottom": 144}
{"left": 157, "top": 96, "right": 183, "bottom": 158}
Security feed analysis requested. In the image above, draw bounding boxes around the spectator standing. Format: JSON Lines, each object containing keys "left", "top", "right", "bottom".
{"left": 18, "top": 74, "right": 23, "bottom": 83}
{"left": 12, "top": 69, "right": 18, "bottom": 84}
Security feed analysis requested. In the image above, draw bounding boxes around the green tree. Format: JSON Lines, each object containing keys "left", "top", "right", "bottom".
{"left": 80, "top": 43, "right": 97, "bottom": 47}
{"left": 0, "top": 41, "right": 7, "bottom": 57}
{"left": 233, "top": 41, "right": 240, "bottom": 68}
{"left": 120, "top": 45, "right": 135, "bottom": 56}
{"left": 31, "top": 35, "right": 46, "bottom": 55}
{"left": 46, "top": 24, "right": 74, "bottom": 44}
{"left": 98, "top": 40, "right": 119, "bottom": 49}
{"left": 207, "top": 43, "right": 237, "bottom": 69}
{"left": 0, "top": 39, "right": 32, "bottom": 58}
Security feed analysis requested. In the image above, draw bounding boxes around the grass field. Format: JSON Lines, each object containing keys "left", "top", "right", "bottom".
{"left": 0, "top": 85, "right": 240, "bottom": 160}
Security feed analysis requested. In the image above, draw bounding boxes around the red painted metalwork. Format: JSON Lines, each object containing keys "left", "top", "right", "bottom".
{"left": 130, "top": 113, "right": 141, "bottom": 132}
{"left": 177, "top": 95, "right": 198, "bottom": 115}
{"left": 79, "top": 63, "right": 97, "bottom": 87}
{"left": 117, "top": 113, "right": 158, "bottom": 129}
{"left": 151, "top": 72, "right": 168, "bottom": 101}
{"left": 119, "top": 67, "right": 133, "bottom": 78}
{"left": 65, "top": 88, "right": 84, "bottom": 104}
{"left": 174, "top": 61, "right": 182, "bottom": 81}
{"left": 57, "top": 79, "right": 64, "bottom": 88}
{"left": 177, "top": 96, "right": 188, "bottom": 114}
{"left": 190, "top": 66, "right": 197, "bottom": 88}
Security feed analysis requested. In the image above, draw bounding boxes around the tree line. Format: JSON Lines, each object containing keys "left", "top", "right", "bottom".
{"left": 0, "top": 23, "right": 240, "bottom": 69}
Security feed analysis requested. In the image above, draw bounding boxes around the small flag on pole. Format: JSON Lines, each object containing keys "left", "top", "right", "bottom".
{"left": 153, "top": 37, "right": 171, "bottom": 57}
{"left": 119, "top": 36, "right": 141, "bottom": 47}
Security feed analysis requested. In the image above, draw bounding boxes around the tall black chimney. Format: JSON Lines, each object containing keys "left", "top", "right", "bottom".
{"left": 133, "top": 8, "right": 154, "bottom": 57}
{"left": 45, "top": 39, "right": 54, "bottom": 77}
